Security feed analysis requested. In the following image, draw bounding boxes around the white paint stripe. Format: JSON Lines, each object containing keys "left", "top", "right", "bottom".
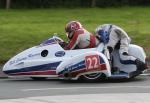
{"left": 23, "top": 85, "right": 150, "bottom": 92}
{"left": 0, "top": 93, "right": 150, "bottom": 103}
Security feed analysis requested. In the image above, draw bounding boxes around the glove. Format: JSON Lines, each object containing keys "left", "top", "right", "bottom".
{"left": 59, "top": 42, "right": 68, "bottom": 48}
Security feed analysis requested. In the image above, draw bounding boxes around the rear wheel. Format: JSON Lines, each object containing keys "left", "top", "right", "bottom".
{"left": 80, "top": 73, "right": 106, "bottom": 81}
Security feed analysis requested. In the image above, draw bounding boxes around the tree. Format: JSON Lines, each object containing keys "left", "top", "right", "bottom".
{"left": 6, "top": 0, "right": 11, "bottom": 9}
{"left": 91, "top": 0, "right": 96, "bottom": 7}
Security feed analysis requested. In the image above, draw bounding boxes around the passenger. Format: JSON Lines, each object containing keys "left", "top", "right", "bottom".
{"left": 95, "top": 24, "right": 145, "bottom": 72}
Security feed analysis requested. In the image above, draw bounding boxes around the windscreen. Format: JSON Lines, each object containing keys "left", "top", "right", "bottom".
{"left": 40, "top": 38, "right": 57, "bottom": 46}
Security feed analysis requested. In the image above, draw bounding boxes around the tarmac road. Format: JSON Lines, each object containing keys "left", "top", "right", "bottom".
{"left": 0, "top": 75, "right": 150, "bottom": 102}
{"left": 0, "top": 62, "right": 150, "bottom": 103}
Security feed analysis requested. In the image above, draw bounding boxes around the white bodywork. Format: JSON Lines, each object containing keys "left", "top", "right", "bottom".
{"left": 113, "top": 45, "right": 146, "bottom": 73}
{"left": 2, "top": 36, "right": 146, "bottom": 80}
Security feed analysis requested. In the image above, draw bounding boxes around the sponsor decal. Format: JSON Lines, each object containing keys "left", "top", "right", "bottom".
{"left": 9, "top": 57, "right": 27, "bottom": 65}
{"left": 65, "top": 61, "right": 85, "bottom": 72}
{"left": 58, "top": 61, "right": 85, "bottom": 75}
{"left": 28, "top": 53, "right": 40, "bottom": 57}
{"left": 55, "top": 51, "right": 65, "bottom": 57}
{"left": 9, "top": 53, "right": 40, "bottom": 65}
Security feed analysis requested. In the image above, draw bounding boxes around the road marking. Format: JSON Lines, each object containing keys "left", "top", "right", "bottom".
{"left": 0, "top": 93, "right": 150, "bottom": 103}
{"left": 23, "top": 85, "right": 150, "bottom": 92}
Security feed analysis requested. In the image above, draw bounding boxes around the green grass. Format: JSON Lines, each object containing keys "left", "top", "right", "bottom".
{"left": 0, "top": 7, "right": 150, "bottom": 63}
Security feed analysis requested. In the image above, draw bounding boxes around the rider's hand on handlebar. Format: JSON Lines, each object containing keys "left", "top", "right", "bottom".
{"left": 59, "top": 42, "right": 68, "bottom": 48}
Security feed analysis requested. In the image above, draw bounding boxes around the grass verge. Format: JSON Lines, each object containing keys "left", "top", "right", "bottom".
{"left": 0, "top": 7, "right": 150, "bottom": 63}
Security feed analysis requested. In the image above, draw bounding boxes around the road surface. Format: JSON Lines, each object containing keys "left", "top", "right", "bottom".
{"left": 0, "top": 62, "right": 149, "bottom": 102}
{"left": 0, "top": 75, "right": 150, "bottom": 102}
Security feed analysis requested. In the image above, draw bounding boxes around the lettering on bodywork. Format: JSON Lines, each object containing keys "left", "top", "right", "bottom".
{"left": 9, "top": 53, "right": 40, "bottom": 65}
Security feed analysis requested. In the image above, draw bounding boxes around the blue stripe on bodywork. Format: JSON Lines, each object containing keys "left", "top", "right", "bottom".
{"left": 100, "top": 56, "right": 105, "bottom": 64}
{"left": 4, "top": 61, "right": 61, "bottom": 74}
{"left": 58, "top": 60, "right": 85, "bottom": 75}
{"left": 120, "top": 59, "right": 135, "bottom": 64}
{"left": 110, "top": 73, "right": 129, "bottom": 79}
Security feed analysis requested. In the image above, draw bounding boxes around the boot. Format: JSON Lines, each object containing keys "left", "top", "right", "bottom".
{"left": 135, "top": 59, "right": 146, "bottom": 71}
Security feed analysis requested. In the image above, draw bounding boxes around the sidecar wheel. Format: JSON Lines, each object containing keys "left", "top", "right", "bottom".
{"left": 80, "top": 73, "right": 106, "bottom": 81}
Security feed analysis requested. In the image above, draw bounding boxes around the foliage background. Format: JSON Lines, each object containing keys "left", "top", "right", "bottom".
{"left": 0, "top": 0, "right": 150, "bottom": 8}
{"left": 0, "top": 0, "right": 150, "bottom": 63}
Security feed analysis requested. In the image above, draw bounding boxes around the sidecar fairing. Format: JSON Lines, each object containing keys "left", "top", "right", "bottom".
{"left": 2, "top": 36, "right": 111, "bottom": 80}
{"left": 3, "top": 36, "right": 147, "bottom": 80}
{"left": 56, "top": 44, "right": 147, "bottom": 80}
{"left": 3, "top": 37, "right": 65, "bottom": 79}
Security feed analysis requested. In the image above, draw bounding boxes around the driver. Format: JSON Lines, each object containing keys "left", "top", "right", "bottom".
{"left": 64, "top": 21, "right": 99, "bottom": 50}
{"left": 95, "top": 24, "right": 146, "bottom": 72}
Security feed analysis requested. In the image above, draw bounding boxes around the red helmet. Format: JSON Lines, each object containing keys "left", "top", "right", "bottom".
{"left": 65, "top": 21, "right": 82, "bottom": 39}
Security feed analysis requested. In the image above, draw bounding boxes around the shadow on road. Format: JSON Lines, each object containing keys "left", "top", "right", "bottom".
{"left": 2, "top": 76, "right": 147, "bottom": 84}
{"left": 59, "top": 77, "right": 147, "bottom": 84}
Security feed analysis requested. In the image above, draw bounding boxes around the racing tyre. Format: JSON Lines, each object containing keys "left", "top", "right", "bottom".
{"left": 80, "top": 73, "right": 106, "bottom": 81}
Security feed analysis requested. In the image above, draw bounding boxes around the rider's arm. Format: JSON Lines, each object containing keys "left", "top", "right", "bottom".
{"left": 65, "top": 34, "right": 80, "bottom": 50}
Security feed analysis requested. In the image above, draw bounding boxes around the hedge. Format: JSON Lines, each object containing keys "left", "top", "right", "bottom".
{"left": 0, "top": 0, "right": 150, "bottom": 8}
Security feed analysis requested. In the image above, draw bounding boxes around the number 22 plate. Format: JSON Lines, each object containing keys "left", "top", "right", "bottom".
{"left": 85, "top": 55, "right": 100, "bottom": 70}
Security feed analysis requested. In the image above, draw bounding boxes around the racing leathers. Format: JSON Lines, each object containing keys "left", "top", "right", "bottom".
{"left": 95, "top": 24, "right": 145, "bottom": 72}
{"left": 65, "top": 29, "right": 99, "bottom": 50}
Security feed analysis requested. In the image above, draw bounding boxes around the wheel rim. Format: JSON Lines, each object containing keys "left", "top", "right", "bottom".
{"left": 83, "top": 73, "right": 102, "bottom": 80}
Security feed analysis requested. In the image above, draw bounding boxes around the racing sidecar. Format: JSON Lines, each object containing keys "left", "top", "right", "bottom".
{"left": 2, "top": 36, "right": 148, "bottom": 80}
